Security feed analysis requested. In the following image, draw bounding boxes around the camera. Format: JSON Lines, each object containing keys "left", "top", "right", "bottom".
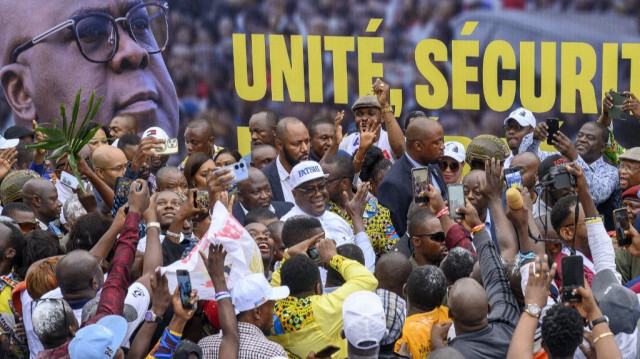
{"left": 546, "top": 164, "right": 576, "bottom": 190}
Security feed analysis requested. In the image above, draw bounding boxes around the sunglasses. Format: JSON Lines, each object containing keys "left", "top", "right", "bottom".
{"left": 438, "top": 159, "right": 460, "bottom": 173}
{"left": 411, "top": 232, "right": 446, "bottom": 242}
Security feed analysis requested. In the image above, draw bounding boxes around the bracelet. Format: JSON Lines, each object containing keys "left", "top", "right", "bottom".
{"left": 283, "top": 248, "right": 291, "bottom": 260}
{"left": 470, "top": 224, "right": 486, "bottom": 235}
{"left": 215, "top": 291, "right": 230, "bottom": 298}
{"left": 146, "top": 222, "right": 160, "bottom": 231}
{"left": 215, "top": 294, "right": 231, "bottom": 301}
{"left": 436, "top": 207, "right": 450, "bottom": 219}
{"left": 593, "top": 332, "right": 614, "bottom": 344}
{"left": 381, "top": 107, "right": 393, "bottom": 114}
{"left": 585, "top": 216, "right": 603, "bottom": 224}
{"left": 165, "top": 230, "right": 180, "bottom": 238}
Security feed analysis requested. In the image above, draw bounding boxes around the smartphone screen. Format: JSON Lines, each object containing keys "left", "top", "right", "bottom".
{"left": 561, "top": 255, "right": 584, "bottom": 302}
{"left": 448, "top": 184, "right": 465, "bottom": 220}
{"left": 176, "top": 270, "right": 193, "bottom": 309}
{"left": 411, "top": 167, "right": 430, "bottom": 203}
{"left": 546, "top": 118, "right": 559, "bottom": 145}
{"left": 504, "top": 166, "right": 524, "bottom": 189}
{"left": 314, "top": 345, "right": 340, "bottom": 357}
{"left": 195, "top": 190, "right": 209, "bottom": 210}
{"left": 614, "top": 208, "right": 631, "bottom": 247}
{"left": 115, "top": 177, "right": 133, "bottom": 200}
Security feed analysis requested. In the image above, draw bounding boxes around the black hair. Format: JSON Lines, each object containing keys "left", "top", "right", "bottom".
{"left": 66, "top": 213, "right": 112, "bottom": 253}
{"left": 406, "top": 265, "right": 446, "bottom": 312}
{"left": 308, "top": 118, "right": 334, "bottom": 138}
{"left": 15, "top": 141, "right": 35, "bottom": 169}
{"left": 253, "top": 109, "right": 279, "bottom": 128}
{"left": 326, "top": 244, "right": 365, "bottom": 287}
{"left": 541, "top": 304, "right": 584, "bottom": 358}
{"left": 186, "top": 118, "right": 214, "bottom": 137}
{"left": 184, "top": 153, "right": 213, "bottom": 188}
{"left": 324, "top": 154, "right": 355, "bottom": 182}
{"left": 0, "top": 220, "right": 26, "bottom": 277}
{"left": 358, "top": 146, "right": 392, "bottom": 183}
{"left": 404, "top": 110, "right": 427, "bottom": 131}
{"left": 440, "top": 247, "right": 476, "bottom": 284}
{"left": 550, "top": 194, "right": 578, "bottom": 233}
{"left": 280, "top": 255, "right": 321, "bottom": 296}
{"left": 21, "top": 230, "right": 63, "bottom": 278}
{"left": 281, "top": 215, "right": 323, "bottom": 248}
{"left": 244, "top": 207, "right": 278, "bottom": 226}
{"left": 1, "top": 202, "right": 34, "bottom": 218}
{"left": 213, "top": 148, "right": 242, "bottom": 163}
{"left": 117, "top": 133, "right": 141, "bottom": 151}
{"left": 407, "top": 206, "right": 435, "bottom": 237}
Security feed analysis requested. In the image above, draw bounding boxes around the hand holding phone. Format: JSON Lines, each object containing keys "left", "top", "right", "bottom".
{"left": 176, "top": 270, "right": 194, "bottom": 309}
{"left": 546, "top": 118, "right": 559, "bottom": 145}
{"left": 504, "top": 166, "right": 524, "bottom": 189}
{"left": 561, "top": 255, "right": 584, "bottom": 302}
{"left": 194, "top": 190, "right": 210, "bottom": 210}
{"left": 614, "top": 208, "right": 631, "bottom": 247}
{"left": 411, "top": 167, "right": 430, "bottom": 204}
{"left": 448, "top": 184, "right": 465, "bottom": 220}
{"left": 115, "top": 177, "right": 133, "bottom": 200}
{"left": 60, "top": 171, "right": 80, "bottom": 189}
{"left": 212, "top": 162, "right": 249, "bottom": 186}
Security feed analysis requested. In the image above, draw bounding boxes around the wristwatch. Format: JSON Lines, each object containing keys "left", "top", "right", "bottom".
{"left": 524, "top": 304, "right": 541, "bottom": 318}
{"left": 144, "top": 310, "right": 162, "bottom": 323}
{"left": 589, "top": 315, "right": 609, "bottom": 330}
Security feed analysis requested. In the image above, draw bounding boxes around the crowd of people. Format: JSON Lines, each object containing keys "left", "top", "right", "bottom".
{"left": 1, "top": 0, "right": 640, "bottom": 359}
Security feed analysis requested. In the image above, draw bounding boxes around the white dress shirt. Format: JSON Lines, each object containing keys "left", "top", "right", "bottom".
{"left": 275, "top": 156, "right": 295, "bottom": 203}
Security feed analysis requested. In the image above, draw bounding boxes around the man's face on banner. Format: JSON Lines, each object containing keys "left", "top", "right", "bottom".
{"left": 0, "top": 0, "right": 179, "bottom": 136}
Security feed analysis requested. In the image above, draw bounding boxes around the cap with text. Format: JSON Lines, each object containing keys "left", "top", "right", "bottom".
{"left": 231, "top": 273, "right": 289, "bottom": 314}
{"left": 504, "top": 107, "right": 536, "bottom": 128}
{"left": 289, "top": 161, "right": 329, "bottom": 189}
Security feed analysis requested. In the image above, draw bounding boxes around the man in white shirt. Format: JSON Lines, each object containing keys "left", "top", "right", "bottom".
{"left": 261, "top": 117, "right": 310, "bottom": 203}
{"left": 281, "top": 160, "right": 375, "bottom": 271}
{"left": 503, "top": 107, "right": 536, "bottom": 168}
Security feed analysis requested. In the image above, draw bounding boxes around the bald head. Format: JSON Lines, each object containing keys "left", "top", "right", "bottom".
{"left": 187, "top": 118, "right": 214, "bottom": 136}
{"left": 406, "top": 117, "right": 442, "bottom": 145}
{"left": 463, "top": 169, "right": 486, "bottom": 184}
{"left": 23, "top": 178, "right": 53, "bottom": 200}
{"left": 276, "top": 117, "right": 304, "bottom": 142}
{"left": 92, "top": 145, "right": 127, "bottom": 169}
{"left": 56, "top": 250, "right": 101, "bottom": 298}
{"left": 511, "top": 152, "right": 541, "bottom": 190}
{"left": 237, "top": 168, "right": 272, "bottom": 210}
{"left": 449, "top": 277, "right": 488, "bottom": 330}
{"left": 405, "top": 117, "right": 444, "bottom": 165}
{"left": 374, "top": 252, "right": 412, "bottom": 293}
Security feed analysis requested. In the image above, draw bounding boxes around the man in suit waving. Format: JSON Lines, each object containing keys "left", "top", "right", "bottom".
{"left": 378, "top": 117, "right": 447, "bottom": 236}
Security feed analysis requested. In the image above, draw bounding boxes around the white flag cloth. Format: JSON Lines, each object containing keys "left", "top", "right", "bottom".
{"left": 162, "top": 201, "right": 264, "bottom": 300}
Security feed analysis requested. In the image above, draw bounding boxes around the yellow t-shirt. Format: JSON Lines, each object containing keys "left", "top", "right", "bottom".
{"left": 394, "top": 306, "right": 450, "bottom": 359}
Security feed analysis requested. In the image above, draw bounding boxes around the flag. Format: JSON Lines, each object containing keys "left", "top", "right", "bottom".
{"left": 162, "top": 201, "right": 264, "bottom": 300}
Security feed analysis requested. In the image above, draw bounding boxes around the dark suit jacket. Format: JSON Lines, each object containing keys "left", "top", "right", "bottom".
{"left": 232, "top": 200, "right": 294, "bottom": 225}
{"left": 261, "top": 160, "right": 286, "bottom": 202}
{"left": 377, "top": 154, "right": 447, "bottom": 237}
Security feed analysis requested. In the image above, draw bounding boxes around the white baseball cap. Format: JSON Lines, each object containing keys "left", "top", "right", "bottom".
{"left": 443, "top": 141, "right": 466, "bottom": 163}
{"left": 342, "top": 291, "right": 387, "bottom": 350}
{"left": 504, "top": 107, "right": 536, "bottom": 128}
{"left": 289, "top": 160, "right": 329, "bottom": 189}
{"left": 231, "top": 273, "right": 289, "bottom": 314}
{"left": 141, "top": 126, "right": 169, "bottom": 140}
{"left": 0, "top": 135, "right": 18, "bottom": 150}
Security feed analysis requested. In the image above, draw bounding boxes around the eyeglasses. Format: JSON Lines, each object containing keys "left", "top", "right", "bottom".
{"left": 438, "top": 159, "right": 460, "bottom": 173}
{"left": 295, "top": 182, "right": 327, "bottom": 196}
{"left": 620, "top": 163, "right": 640, "bottom": 173}
{"left": 100, "top": 163, "right": 128, "bottom": 172}
{"left": 411, "top": 232, "right": 446, "bottom": 242}
{"left": 16, "top": 221, "right": 38, "bottom": 233}
{"left": 503, "top": 123, "right": 524, "bottom": 132}
{"left": 11, "top": 2, "right": 169, "bottom": 63}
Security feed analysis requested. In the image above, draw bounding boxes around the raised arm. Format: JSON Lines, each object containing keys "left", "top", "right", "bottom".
{"left": 373, "top": 78, "right": 404, "bottom": 159}
{"left": 346, "top": 182, "right": 376, "bottom": 271}
{"left": 506, "top": 187, "right": 545, "bottom": 258}
{"left": 482, "top": 159, "right": 518, "bottom": 262}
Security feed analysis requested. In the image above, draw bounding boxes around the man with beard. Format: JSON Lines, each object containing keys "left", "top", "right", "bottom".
{"left": 261, "top": 117, "right": 310, "bottom": 203}
{"left": 232, "top": 168, "right": 293, "bottom": 224}
{"left": 378, "top": 117, "right": 447, "bottom": 236}
{"left": 0, "top": 0, "right": 179, "bottom": 136}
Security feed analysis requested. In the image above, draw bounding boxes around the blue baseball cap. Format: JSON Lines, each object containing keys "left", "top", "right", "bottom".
{"left": 69, "top": 315, "right": 128, "bottom": 359}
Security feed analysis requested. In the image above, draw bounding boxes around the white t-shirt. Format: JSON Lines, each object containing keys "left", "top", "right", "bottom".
{"left": 338, "top": 129, "right": 397, "bottom": 163}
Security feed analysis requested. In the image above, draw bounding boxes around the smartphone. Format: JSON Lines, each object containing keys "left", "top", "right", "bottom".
{"left": 114, "top": 177, "right": 133, "bottom": 200}
{"left": 307, "top": 248, "right": 323, "bottom": 263}
{"left": 609, "top": 91, "right": 630, "bottom": 119}
{"left": 546, "top": 118, "right": 559, "bottom": 145}
{"left": 561, "top": 255, "right": 584, "bottom": 302}
{"left": 176, "top": 269, "right": 194, "bottom": 309}
{"left": 213, "top": 161, "right": 249, "bottom": 185}
{"left": 504, "top": 166, "right": 524, "bottom": 189}
{"left": 314, "top": 345, "right": 340, "bottom": 358}
{"left": 448, "top": 184, "right": 465, "bottom": 220}
{"left": 411, "top": 167, "right": 430, "bottom": 204}
{"left": 60, "top": 171, "right": 80, "bottom": 189}
{"left": 194, "top": 190, "right": 209, "bottom": 210}
{"left": 153, "top": 138, "right": 179, "bottom": 155}
{"left": 614, "top": 208, "right": 631, "bottom": 247}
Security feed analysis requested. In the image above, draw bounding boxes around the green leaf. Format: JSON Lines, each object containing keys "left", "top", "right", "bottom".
{"left": 67, "top": 154, "right": 86, "bottom": 193}
{"left": 60, "top": 103, "right": 67, "bottom": 135}
{"left": 89, "top": 96, "right": 104, "bottom": 120}
{"left": 74, "top": 125, "right": 102, "bottom": 152}
{"left": 68, "top": 89, "right": 82, "bottom": 143}
{"left": 33, "top": 126, "right": 64, "bottom": 137}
